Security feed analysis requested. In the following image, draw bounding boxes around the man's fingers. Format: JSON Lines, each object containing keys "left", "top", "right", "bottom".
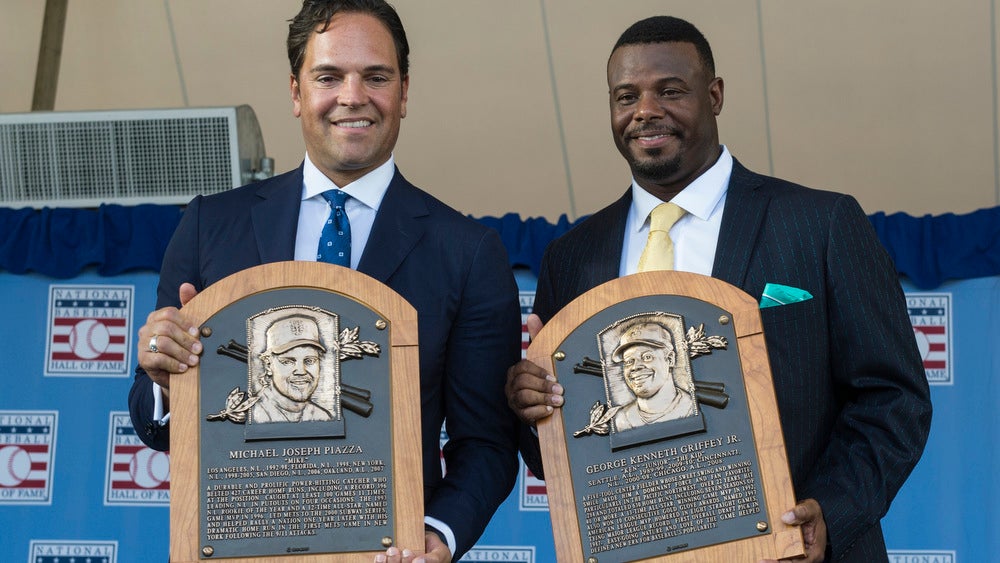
{"left": 510, "top": 385, "right": 563, "bottom": 409}
{"left": 508, "top": 386, "right": 563, "bottom": 424}
{"left": 506, "top": 363, "right": 562, "bottom": 401}
{"left": 781, "top": 498, "right": 821, "bottom": 525}
{"left": 382, "top": 547, "right": 401, "bottom": 563}
{"left": 146, "top": 308, "right": 202, "bottom": 352}
{"left": 505, "top": 358, "right": 564, "bottom": 424}
{"left": 179, "top": 282, "right": 198, "bottom": 306}
{"left": 142, "top": 322, "right": 201, "bottom": 365}
{"left": 520, "top": 404, "right": 560, "bottom": 424}
{"left": 137, "top": 305, "right": 205, "bottom": 386}
{"left": 509, "top": 358, "right": 549, "bottom": 377}
{"left": 506, "top": 370, "right": 555, "bottom": 395}
{"left": 526, "top": 313, "right": 543, "bottom": 340}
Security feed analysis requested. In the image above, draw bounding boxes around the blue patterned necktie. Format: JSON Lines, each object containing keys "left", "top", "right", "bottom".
{"left": 317, "top": 189, "right": 352, "bottom": 266}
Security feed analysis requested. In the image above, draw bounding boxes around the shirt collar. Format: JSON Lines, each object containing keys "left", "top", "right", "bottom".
{"left": 301, "top": 153, "right": 395, "bottom": 211}
{"left": 630, "top": 145, "right": 733, "bottom": 232}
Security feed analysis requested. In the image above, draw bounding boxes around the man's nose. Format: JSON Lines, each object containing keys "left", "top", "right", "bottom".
{"left": 634, "top": 92, "right": 665, "bottom": 121}
{"left": 338, "top": 75, "right": 369, "bottom": 107}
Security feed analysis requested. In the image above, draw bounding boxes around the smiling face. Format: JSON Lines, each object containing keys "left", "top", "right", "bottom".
{"left": 291, "top": 12, "right": 409, "bottom": 187}
{"left": 622, "top": 344, "right": 676, "bottom": 400}
{"left": 608, "top": 41, "right": 723, "bottom": 200}
{"left": 268, "top": 344, "right": 322, "bottom": 403}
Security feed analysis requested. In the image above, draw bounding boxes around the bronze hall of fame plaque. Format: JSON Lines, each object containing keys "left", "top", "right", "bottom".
{"left": 529, "top": 271, "right": 804, "bottom": 562}
{"left": 169, "top": 262, "right": 423, "bottom": 563}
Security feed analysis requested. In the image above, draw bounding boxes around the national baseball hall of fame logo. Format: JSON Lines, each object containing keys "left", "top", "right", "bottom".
{"left": 906, "top": 293, "right": 952, "bottom": 385}
{"left": 460, "top": 545, "right": 535, "bottom": 562}
{"left": 519, "top": 291, "right": 535, "bottom": 359}
{"left": 29, "top": 540, "right": 117, "bottom": 563}
{"left": 0, "top": 411, "right": 56, "bottom": 505}
{"left": 888, "top": 550, "right": 955, "bottom": 563}
{"left": 105, "top": 412, "right": 169, "bottom": 506}
{"left": 518, "top": 461, "right": 548, "bottom": 512}
{"left": 45, "top": 285, "right": 134, "bottom": 377}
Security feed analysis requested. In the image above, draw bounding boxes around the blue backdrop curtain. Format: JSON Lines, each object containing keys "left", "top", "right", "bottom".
{"left": 3, "top": 203, "right": 1000, "bottom": 288}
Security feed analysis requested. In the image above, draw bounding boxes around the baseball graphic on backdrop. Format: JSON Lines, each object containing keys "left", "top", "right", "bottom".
{"left": 0, "top": 446, "right": 32, "bottom": 487}
{"left": 129, "top": 448, "right": 169, "bottom": 488}
{"left": 68, "top": 319, "right": 110, "bottom": 360}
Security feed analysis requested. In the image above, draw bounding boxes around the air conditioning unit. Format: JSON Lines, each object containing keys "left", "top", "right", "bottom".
{"left": 0, "top": 105, "right": 273, "bottom": 208}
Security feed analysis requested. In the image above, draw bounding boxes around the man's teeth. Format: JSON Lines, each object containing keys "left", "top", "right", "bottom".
{"left": 340, "top": 120, "right": 372, "bottom": 128}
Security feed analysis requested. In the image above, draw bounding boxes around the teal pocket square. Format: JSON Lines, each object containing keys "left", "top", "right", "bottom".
{"left": 760, "top": 283, "right": 813, "bottom": 308}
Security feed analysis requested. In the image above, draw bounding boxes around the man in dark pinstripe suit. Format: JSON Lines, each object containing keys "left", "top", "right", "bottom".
{"left": 506, "top": 16, "right": 931, "bottom": 563}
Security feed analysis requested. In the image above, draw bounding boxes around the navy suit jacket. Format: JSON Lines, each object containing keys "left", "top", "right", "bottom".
{"left": 521, "top": 160, "right": 932, "bottom": 562}
{"left": 128, "top": 166, "right": 521, "bottom": 558}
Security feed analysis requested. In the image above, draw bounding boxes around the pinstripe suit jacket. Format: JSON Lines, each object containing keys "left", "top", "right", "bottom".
{"left": 522, "top": 160, "right": 932, "bottom": 562}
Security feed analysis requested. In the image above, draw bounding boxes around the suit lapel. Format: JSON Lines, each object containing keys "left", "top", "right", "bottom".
{"left": 250, "top": 167, "right": 303, "bottom": 263}
{"left": 712, "top": 160, "right": 770, "bottom": 288}
{"left": 584, "top": 190, "right": 631, "bottom": 289}
{"left": 357, "top": 169, "right": 428, "bottom": 283}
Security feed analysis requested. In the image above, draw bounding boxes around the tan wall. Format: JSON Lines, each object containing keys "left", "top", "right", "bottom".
{"left": 3, "top": 0, "right": 997, "bottom": 219}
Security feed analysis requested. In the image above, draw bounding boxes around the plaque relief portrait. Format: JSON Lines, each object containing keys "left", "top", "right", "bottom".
{"left": 572, "top": 312, "right": 729, "bottom": 451}
{"left": 609, "top": 319, "right": 697, "bottom": 431}
{"left": 245, "top": 306, "right": 345, "bottom": 440}
{"left": 252, "top": 313, "right": 336, "bottom": 424}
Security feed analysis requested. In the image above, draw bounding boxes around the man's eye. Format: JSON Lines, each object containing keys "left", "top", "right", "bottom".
{"left": 624, "top": 359, "right": 634, "bottom": 367}
{"left": 304, "top": 357, "right": 318, "bottom": 365}
{"left": 617, "top": 94, "right": 637, "bottom": 104}
{"left": 642, "top": 352, "right": 655, "bottom": 362}
{"left": 279, "top": 358, "right": 294, "bottom": 365}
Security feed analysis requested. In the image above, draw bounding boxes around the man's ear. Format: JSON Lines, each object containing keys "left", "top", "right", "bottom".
{"left": 709, "top": 76, "right": 724, "bottom": 116}
{"left": 291, "top": 73, "right": 302, "bottom": 118}
{"left": 399, "top": 74, "right": 409, "bottom": 119}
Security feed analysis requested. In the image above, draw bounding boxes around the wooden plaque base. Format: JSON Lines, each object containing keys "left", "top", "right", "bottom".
{"left": 528, "top": 271, "right": 804, "bottom": 562}
{"left": 169, "top": 261, "right": 423, "bottom": 562}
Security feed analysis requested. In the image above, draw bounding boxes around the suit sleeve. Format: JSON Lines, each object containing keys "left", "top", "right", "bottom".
{"left": 128, "top": 196, "right": 206, "bottom": 451}
{"left": 424, "top": 229, "right": 521, "bottom": 557}
{"left": 801, "top": 195, "right": 932, "bottom": 558}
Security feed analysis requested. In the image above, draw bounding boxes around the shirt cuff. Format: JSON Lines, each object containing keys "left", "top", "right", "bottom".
{"left": 152, "top": 382, "right": 171, "bottom": 425}
{"left": 423, "top": 515, "right": 456, "bottom": 557}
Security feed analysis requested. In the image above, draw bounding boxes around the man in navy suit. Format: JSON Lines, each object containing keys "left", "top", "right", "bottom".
{"left": 128, "top": 2, "right": 520, "bottom": 562}
{"left": 505, "top": 16, "right": 932, "bottom": 563}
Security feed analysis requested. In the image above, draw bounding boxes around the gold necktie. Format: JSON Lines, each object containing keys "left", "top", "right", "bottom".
{"left": 637, "top": 202, "right": 687, "bottom": 272}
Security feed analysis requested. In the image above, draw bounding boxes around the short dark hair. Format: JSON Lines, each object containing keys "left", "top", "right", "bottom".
{"left": 612, "top": 16, "right": 715, "bottom": 76}
{"left": 287, "top": 0, "right": 410, "bottom": 78}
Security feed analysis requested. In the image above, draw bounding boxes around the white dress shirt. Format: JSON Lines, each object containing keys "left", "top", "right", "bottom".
{"left": 294, "top": 153, "right": 393, "bottom": 267}
{"left": 620, "top": 145, "right": 733, "bottom": 276}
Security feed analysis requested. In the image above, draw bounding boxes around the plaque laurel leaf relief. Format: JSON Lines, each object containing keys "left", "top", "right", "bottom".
{"left": 685, "top": 323, "right": 728, "bottom": 358}
{"left": 573, "top": 401, "right": 622, "bottom": 437}
{"left": 338, "top": 326, "right": 382, "bottom": 360}
{"left": 206, "top": 387, "right": 261, "bottom": 423}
